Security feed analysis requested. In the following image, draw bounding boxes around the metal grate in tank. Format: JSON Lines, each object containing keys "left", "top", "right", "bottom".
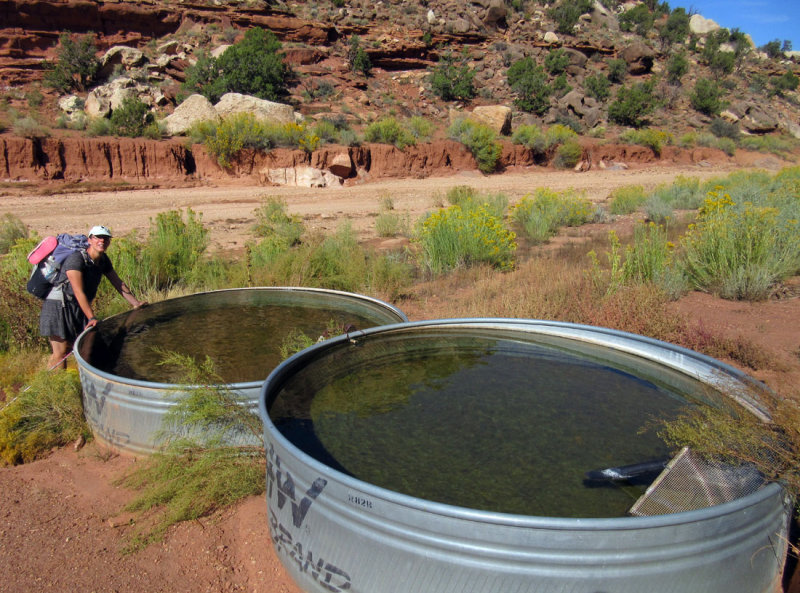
{"left": 629, "top": 447, "right": 765, "bottom": 516}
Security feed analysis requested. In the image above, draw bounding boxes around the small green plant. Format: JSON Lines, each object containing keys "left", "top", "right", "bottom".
{"left": 553, "top": 139, "right": 582, "bottom": 169}
{"left": 0, "top": 213, "right": 28, "bottom": 254}
{"left": 43, "top": 32, "right": 100, "bottom": 93}
{"left": 447, "top": 119, "right": 502, "bottom": 174}
{"left": 430, "top": 51, "right": 476, "bottom": 101}
{"left": 507, "top": 57, "right": 551, "bottom": 115}
{"left": 690, "top": 78, "right": 727, "bottom": 116}
{"left": 619, "top": 3, "right": 654, "bottom": 36}
{"left": 771, "top": 70, "right": 799, "bottom": 97}
{"left": 608, "top": 81, "right": 657, "bottom": 128}
{"left": 191, "top": 114, "right": 273, "bottom": 168}
{"left": 364, "top": 117, "right": 417, "bottom": 149}
{"left": 607, "top": 58, "right": 627, "bottom": 84}
{"left": 118, "top": 352, "right": 264, "bottom": 549}
{"left": 608, "top": 185, "right": 647, "bottom": 215}
{"left": 584, "top": 73, "right": 611, "bottom": 101}
{"left": 545, "top": 49, "right": 570, "bottom": 75}
{"left": 26, "top": 90, "right": 44, "bottom": 108}
{"left": 347, "top": 35, "right": 372, "bottom": 76}
{"left": 666, "top": 52, "right": 688, "bottom": 85}
{"left": 85, "top": 116, "right": 113, "bottom": 137}
{"left": 511, "top": 124, "right": 546, "bottom": 153}
{"left": 252, "top": 196, "right": 304, "bottom": 246}
{"left": 511, "top": 188, "right": 593, "bottom": 243}
{"left": 659, "top": 7, "right": 690, "bottom": 47}
{"left": 548, "top": 0, "right": 593, "bottom": 34}
{"left": 12, "top": 117, "right": 49, "bottom": 139}
{"left": 619, "top": 128, "right": 673, "bottom": 156}
{"left": 110, "top": 95, "right": 152, "bottom": 137}
{"left": 0, "top": 370, "right": 90, "bottom": 465}
{"left": 415, "top": 203, "right": 516, "bottom": 274}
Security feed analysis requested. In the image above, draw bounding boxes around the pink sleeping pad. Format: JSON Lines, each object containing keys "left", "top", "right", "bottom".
{"left": 27, "top": 236, "right": 58, "bottom": 265}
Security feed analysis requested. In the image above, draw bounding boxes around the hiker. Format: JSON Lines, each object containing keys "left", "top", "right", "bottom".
{"left": 39, "top": 225, "right": 146, "bottom": 369}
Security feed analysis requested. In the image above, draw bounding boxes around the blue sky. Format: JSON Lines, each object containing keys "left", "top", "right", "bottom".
{"left": 671, "top": 0, "right": 799, "bottom": 50}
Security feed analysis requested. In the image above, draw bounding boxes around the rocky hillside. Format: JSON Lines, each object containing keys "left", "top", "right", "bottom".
{"left": 1, "top": 0, "right": 798, "bottom": 183}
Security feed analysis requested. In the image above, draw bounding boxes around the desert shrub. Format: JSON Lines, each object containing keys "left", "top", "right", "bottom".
{"left": 191, "top": 114, "right": 272, "bottom": 168}
{"left": 447, "top": 118, "right": 502, "bottom": 174}
{"left": 619, "top": 3, "right": 654, "bottom": 36}
{"left": 660, "top": 7, "right": 690, "bottom": 47}
{"left": 364, "top": 116, "right": 417, "bottom": 149}
{"left": 607, "top": 58, "right": 627, "bottom": 84}
{"left": 507, "top": 57, "right": 551, "bottom": 115}
{"left": 708, "top": 50, "right": 735, "bottom": 78}
{"left": 511, "top": 124, "right": 546, "bottom": 153}
{"left": 584, "top": 73, "right": 610, "bottom": 101}
{"left": 666, "top": 52, "right": 689, "bottom": 85}
{"left": 375, "top": 210, "right": 406, "bottom": 237}
{"left": 608, "top": 81, "right": 656, "bottom": 128}
{"left": 347, "top": 35, "right": 372, "bottom": 76}
{"left": 43, "top": 32, "right": 100, "bottom": 93}
{"left": 709, "top": 117, "right": 739, "bottom": 140}
{"left": 26, "top": 90, "right": 43, "bottom": 108}
{"left": 642, "top": 193, "right": 673, "bottom": 224}
{"left": 0, "top": 237, "right": 40, "bottom": 351}
{"left": 690, "top": 78, "right": 727, "bottom": 116}
{"left": 445, "top": 186, "right": 508, "bottom": 219}
{"left": 311, "top": 119, "right": 339, "bottom": 144}
{"left": 183, "top": 28, "right": 291, "bottom": 102}
{"left": 252, "top": 196, "right": 304, "bottom": 246}
{"left": 648, "top": 176, "right": 705, "bottom": 210}
{"left": 511, "top": 188, "right": 593, "bottom": 243}
{"left": 548, "top": 0, "right": 593, "bottom": 34}
{"left": 544, "top": 123, "right": 577, "bottom": 148}
{"left": 430, "top": 51, "right": 476, "bottom": 101}
{"left": 553, "top": 139, "right": 582, "bottom": 168}
{"left": 85, "top": 116, "right": 113, "bottom": 137}
{"left": 551, "top": 73, "right": 572, "bottom": 97}
{"left": 771, "top": 70, "right": 799, "bottom": 97}
{"left": 109, "top": 95, "right": 152, "bottom": 137}
{"left": 714, "top": 137, "right": 736, "bottom": 156}
{"left": 681, "top": 190, "right": 800, "bottom": 300}
{"left": 737, "top": 135, "right": 798, "bottom": 158}
{"left": 608, "top": 185, "right": 647, "bottom": 215}
{"left": 12, "top": 117, "right": 49, "bottom": 139}
{"left": 619, "top": 128, "right": 673, "bottom": 155}
{"left": 545, "top": 49, "right": 570, "bottom": 75}
{"left": 0, "top": 370, "right": 89, "bottom": 465}
{"left": 415, "top": 203, "right": 516, "bottom": 274}
{"left": 406, "top": 116, "right": 433, "bottom": 142}
{"left": 0, "top": 214, "right": 28, "bottom": 254}
{"left": 622, "top": 222, "right": 674, "bottom": 285}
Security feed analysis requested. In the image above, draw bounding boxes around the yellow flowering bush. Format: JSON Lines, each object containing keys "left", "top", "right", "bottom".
{"left": 415, "top": 204, "right": 517, "bottom": 274}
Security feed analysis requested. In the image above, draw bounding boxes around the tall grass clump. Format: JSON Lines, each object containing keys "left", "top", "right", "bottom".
{"left": 619, "top": 128, "right": 673, "bottom": 156}
{"left": 511, "top": 188, "right": 593, "bottom": 244}
{"left": 118, "top": 352, "right": 264, "bottom": 549}
{"left": 511, "top": 124, "right": 546, "bottom": 153}
{"left": 608, "top": 185, "right": 647, "bottom": 215}
{"left": 415, "top": 203, "right": 516, "bottom": 275}
{"left": 681, "top": 190, "right": 800, "bottom": 300}
{"left": 0, "top": 213, "right": 28, "bottom": 254}
{"left": 447, "top": 118, "right": 502, "bottom": 174}
{"left": 252, "top": 196, "right": 304, "bottom": 246}
{"left": 622, "top": 222, "right": 688, "bottom": 299}
{"left": 190, "top": 114, "right": 272, "bottom": 168}
{"left": 0, "top": 369, "right": 90, "bottom": 465}
{"left": 0, "top": 236, "right": 41, "bottom": 351}
{"left": 445, "top": 185, "right": 508, "bottom": 219}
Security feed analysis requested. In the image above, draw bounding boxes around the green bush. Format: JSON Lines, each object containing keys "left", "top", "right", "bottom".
{"left": 406, "top": 116, "right": 433, "bottom": 142}
{"left": 660, "top": 7, "right": 690, "bottom": 47}
{"left": 507, "top": 57, "right": 551, "bottom": 115}
{"left": 548, "top": 0, "right": 593, "bottom": 34}
{"left": 447, "top": 119, "right": 502, "bottom": 174}
{"left": 690, "top": 78, "right": 727, "bottom": 116}
{"left": 430, "top": 51, "right": 476, "bottom": 101}
{"left": 0, "top": 237, "right": 41, "bottom": 351}
{"left": 511, "top": 188, "right": 593, "bottom": 243}
{"left": 553, "top": 139, "right": 582, "bottom": 169}
{"left": 183, "top": 27, "right": 291, "bottom": 102}
{"left": 364, "top": 117, "right": 417, "bottom": 149}
{"left": 609, "top": 185, "right": 647, "bottom": 215}
{"left": 12, "top": 117, "right": 49, "bottom": 139}
{"left": 666, "top": 52, "right": 689, "bottom": 85}
{"left": 608, "top": 81, "right": 656, "bottom": 128}
{"left": 0, "top": 370, "right": 89, "bottom": 465}
{"left": 642, "top": 193, "right": 674, "bottom": 224}
{"left": 771, "top": 70, "right": 799, "bottom": 97}
{"left": 415, "top": 203, "right": 516, "bottom": 274}
{"left": 619, "top": 3, "right": 654, "bottom": 36}
{"left": 252, "top": 196, "right": 304, "bottom": 246}
{"left": 191, "top": 114, "right": 272, "bottom": 168}
{"left": 0, "top": 214, "right": 27, "bottom": 254}
{"left": 619, "top": 128, "right": 673, "bottom": 156}
{"left": 545, "top": 49, "right": 570, "bottom": 75}
{"left": 607, "top": 58, "right": 627, "bottom": 84}
{"left": 347, "top": 35, "right": 372, "bottom": 76}
{"left": 110, "top": 95, "right": 152, "bottom": 137}
{"left": 584, "top": 73, "right": 611, "bottom": 101}
{"left": 445, "top": 186, "right": 508, "bottom": 219}
{"left": 43, "top": 32, "right": 100, "bottom": 93}
{"left": 85, "top": 116, "right": 113, "bottom": 137}
{"left": 511, "top": 124, "right": 546, "bottom": 153}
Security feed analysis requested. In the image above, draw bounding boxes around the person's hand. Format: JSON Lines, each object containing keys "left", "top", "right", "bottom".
{"left": 86, "top": 316, "right": 99, "bottom": 329}
{"left": 133, "top": 300, "right": 148, "bottom": 309}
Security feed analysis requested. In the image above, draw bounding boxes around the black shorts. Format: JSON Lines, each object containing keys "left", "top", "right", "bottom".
{"left": 39, "top": 297, "right": 87, "bottom": 343}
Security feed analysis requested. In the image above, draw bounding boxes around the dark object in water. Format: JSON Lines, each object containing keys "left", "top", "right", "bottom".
{"left": 585, "top": 458, "right": 670, "bottom": 483}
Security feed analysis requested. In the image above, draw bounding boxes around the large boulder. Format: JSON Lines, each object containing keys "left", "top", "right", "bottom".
{"left": 164, "top": 94, "right": 220, "bottom": 136}
{"left": 469, "top": 105, "right": 512, "bottom": 135}
{"left": 214, "top": 93, "right": 296, "bottom": 125}
{"left": 482, "top": 0, "right": 508, "bottom": 29}
{"left": 620, "top": 42, "right": 655, "bottom": 75}
{"left": 689, "top": 14, "right": 720, "bottom": 35}
{"left": 741, "top": 106, "right": 778, "bottom": 134}
{"left": 327, "top": 152, "right": 354, "bottom": 178}
{"left": 99, "top": 46, "right": 146, "bottom": 78}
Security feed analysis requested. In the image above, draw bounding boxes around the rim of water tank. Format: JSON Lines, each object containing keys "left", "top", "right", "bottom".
{"left": 259, "top": 317, "right": 786, "bottom": 529}
{"left": 74, "top": 286, "right": 408, "bottom": 390}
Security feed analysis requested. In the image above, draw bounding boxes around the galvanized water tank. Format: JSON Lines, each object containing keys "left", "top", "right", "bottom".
{"left": 259, "top": 319, "right": 791, "bottom": 593}
{"left": 74, "top": 287, "right": 407, "bottom": 455}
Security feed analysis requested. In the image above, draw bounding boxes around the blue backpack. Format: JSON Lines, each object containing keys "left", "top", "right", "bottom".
{"left": 26, "top": 233, "right": 90, "bottom": 299}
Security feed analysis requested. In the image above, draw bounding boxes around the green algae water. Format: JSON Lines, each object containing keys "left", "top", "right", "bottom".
{"left": 82, "top": 289, "right": 405, "bottom": 383}
{"left": 269, "top": 327, "right": 721, "bottom": 518}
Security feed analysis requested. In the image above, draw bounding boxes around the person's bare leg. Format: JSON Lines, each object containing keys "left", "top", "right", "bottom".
{"left": 47, "top": 337, "right": 72, "bottom": 370}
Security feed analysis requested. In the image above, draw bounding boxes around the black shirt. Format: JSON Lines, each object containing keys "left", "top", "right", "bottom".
{"left": 61, "top": 250, "right": 113, "bottom": 302}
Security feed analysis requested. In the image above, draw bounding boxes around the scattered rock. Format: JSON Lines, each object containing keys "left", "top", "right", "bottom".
{"left": 543, "top": 31, "right": 559, "bottom": 44}
{"left": 261, "top": 166, "right": 342, "bottom": 187}
{"left": 620, "top": 41, "right": 655, "bottom": 75}
{"left": 327, "top": 152, "right": 354, "bottom": 178}
{"left": 689, "top": 14, "right": 720, "bottom": 35}
{"left": 469, "top": 105, "right": 512, "bottom": 135}
{"left": 214, "top": 93, "right": 296, "bottom": 125}
{"left": 99, "top": 46, "right": 146, "bottom": 78}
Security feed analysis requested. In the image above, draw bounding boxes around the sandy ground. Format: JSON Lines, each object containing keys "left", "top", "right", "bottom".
{"left": 2, "top": 161, "right": 800, "bottom": 593}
